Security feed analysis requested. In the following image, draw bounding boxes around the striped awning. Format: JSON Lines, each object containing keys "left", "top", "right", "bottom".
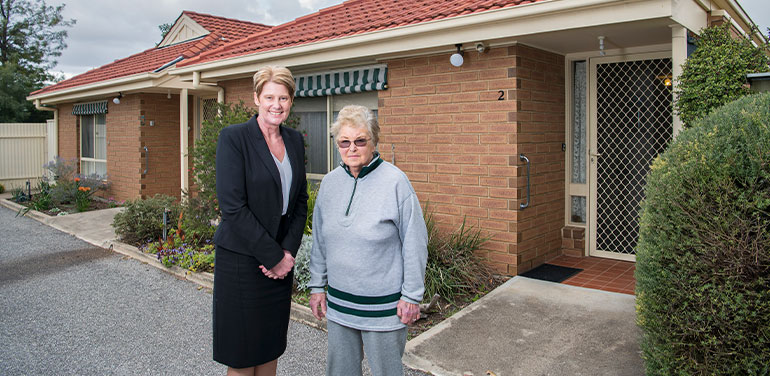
{"left": 72, "top": 101, "right": 108, "bottom": 115}
{"left": 294, "top": 65, "right": 387, "bottom": 98}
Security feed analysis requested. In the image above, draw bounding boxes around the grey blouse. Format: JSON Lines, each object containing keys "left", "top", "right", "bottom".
{"left": 271, "top": 152, "right": 292, "bottom": 215}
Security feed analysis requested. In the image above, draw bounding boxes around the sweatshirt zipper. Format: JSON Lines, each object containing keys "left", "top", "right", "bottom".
{"left": 345, "top": 178, "right": 358, "bottom": 216}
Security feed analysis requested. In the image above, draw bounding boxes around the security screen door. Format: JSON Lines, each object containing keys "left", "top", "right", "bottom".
{"left": 588, "top": 53, "right": 673, "bottom": 261}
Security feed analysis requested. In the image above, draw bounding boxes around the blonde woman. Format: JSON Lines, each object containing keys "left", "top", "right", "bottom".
{"left": 213, "top": 66, "right": 308, "bottom": 375}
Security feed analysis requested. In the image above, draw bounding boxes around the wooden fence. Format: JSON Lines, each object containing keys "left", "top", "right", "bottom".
{"left": 0, "top": 122, "right": 51, "bottom": 191}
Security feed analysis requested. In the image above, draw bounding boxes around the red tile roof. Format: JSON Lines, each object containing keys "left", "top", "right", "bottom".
{"left": 178, "top": 0, "right": 540, "bottom": 67}
{"left": 32, "top": 11, "right": 270, "bottom": 96}
{"left": 184, "top": 11, "right": 270, "bottom": 44}
{"left": 34, "top": 1, "right": 542, "bottom": 96}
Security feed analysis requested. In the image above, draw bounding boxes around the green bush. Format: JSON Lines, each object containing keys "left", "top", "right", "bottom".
{"left": 636, "top": 93, "right": 770, "bottom": 375}
{"left": 29, "top": 180, "right": 52, "bottom": 211}
{"left": 292, "top": 234, "right": 314, "bottom": 291}
{"left": 0, "top": 183, "right": 5, "bottom": 194}
{"left": 190, "top": 101, "right": 255, "bottom": 218}
{"left": 675, "top": 24, "right": 769, "bottom": 128}
{"left": 424, "top": 210, "right": 495, "bottom": 302}
{"left": 304, "top": 183, "right": 318, "bottom": 235}
{"left": 178, "top": 195, "right": 218, "bottom": 247}
{"left": 112, "top": 194, "right": 182, "bottom": 245}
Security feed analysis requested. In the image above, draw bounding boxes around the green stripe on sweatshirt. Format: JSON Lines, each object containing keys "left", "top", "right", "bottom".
{"left": 328, "top": 286, "right": 401, "bottom": 305}
{"left": 327, "top": 300, "right": 398, "bottom": 318}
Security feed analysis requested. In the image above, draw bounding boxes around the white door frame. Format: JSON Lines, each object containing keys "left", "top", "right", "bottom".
{"left": 587, "top": 51, "right": 672, "bottom": 262}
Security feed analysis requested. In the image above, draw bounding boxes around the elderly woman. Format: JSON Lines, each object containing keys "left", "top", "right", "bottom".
{"left": 213, "top": 66, "right": 308, "bottom": 375}
{"left": 308, "top": 105, "right": 428, "bottom": 376}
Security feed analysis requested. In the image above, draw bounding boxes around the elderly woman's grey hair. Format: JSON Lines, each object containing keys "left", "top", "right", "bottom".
{"left": 330, "top": 105, "right": 379, "bottom": 146}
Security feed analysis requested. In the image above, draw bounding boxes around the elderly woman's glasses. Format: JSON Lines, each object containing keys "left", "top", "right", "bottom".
{"left": 336, "top": 138, "right": 369, "bottom": 149}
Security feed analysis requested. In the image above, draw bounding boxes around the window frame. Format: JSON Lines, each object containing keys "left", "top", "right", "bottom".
{"left": 79, "top": 113, "right": 107, "bottom": 177}
{"left": 293, "top": 91, "right": 378, "bottom": 180}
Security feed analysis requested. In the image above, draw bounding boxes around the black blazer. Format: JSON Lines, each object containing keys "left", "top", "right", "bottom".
{"left": 213, "top": 114, "right": 308, "bottom": 269}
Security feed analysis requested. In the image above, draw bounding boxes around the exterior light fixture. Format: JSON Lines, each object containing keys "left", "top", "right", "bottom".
{"left": 657, "top": 74, "right": 673, "bottom": 87}
{"left": 113, "top": 92, "right": 123, "bottom": 104}
{"left": 598, "top": 36, "right": 606, "bottom": 56}
{"left": 450, "top": 44, "right": 464, "bottom": 67}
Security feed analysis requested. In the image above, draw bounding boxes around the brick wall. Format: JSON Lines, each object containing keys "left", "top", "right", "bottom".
{"left": 139, "top": 93, "right": 193, "bottom": 199}
{"left": 561, "top": 226, "right": 585, "bottom": 257}
{"left": 378, "top": 44, "right": 565, "bottom": 275}
{"left": 507, "top": 44, "right": 566, "bottom": 274}
{"left": 106, "top": 95, "right": 142, "bottom": 201}
{"left": 221, "top": 78, "right": 254, "bottom": 107}
{"left": 57, "top": 103, "right": 77, "bottom": 160}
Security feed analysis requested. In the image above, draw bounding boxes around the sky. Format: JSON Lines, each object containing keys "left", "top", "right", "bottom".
{"left": 49, "top": 0, "right": 770, "bottom": 80}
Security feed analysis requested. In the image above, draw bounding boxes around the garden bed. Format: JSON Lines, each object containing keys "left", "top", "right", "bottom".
{"left": 18, "top": 196, "right": 120, "bottom": 216}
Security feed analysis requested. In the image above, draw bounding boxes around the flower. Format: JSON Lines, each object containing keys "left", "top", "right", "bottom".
{"left": 74, "top": 177, "right": 80, "bottom": 182}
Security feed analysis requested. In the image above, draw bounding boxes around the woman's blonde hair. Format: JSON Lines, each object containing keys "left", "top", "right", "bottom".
{"left": 253, "top": 66, "right": 296, "bottom": 101}
{"left": 331, "top": 105, "right": 379, "bottom": 146}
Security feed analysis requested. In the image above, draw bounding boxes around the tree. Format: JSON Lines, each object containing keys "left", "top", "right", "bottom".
{"left": 158, "top": 22, "right": 172, "bottom": 39}
{"left": 675, "top": 24, "right": 769, "bottom": 128}
{"left": 0, "top": 0, "right": 74, "bottom": 122}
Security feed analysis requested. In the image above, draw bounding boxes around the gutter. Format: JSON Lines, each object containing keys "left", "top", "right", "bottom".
{"left": 747, "top": 72, "right": 770, "bottom": 81}
{"left": 192, "top": 71, "right": 225, "bottom": 103}
{"left": 726, "top": 0, "right": 767, "bottom": 43}
{"left": 170, "top": 0, "right": 631, "bottom": 77}
{"left": 35, "top": 99, "right": 56, "bottom": 112}
{"left": 27, "top": 72, "right": 157, "bottom": 102}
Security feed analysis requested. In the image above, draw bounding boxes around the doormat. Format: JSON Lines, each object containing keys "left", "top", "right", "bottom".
{"left": 520, "top": 264, "right": 583, "bottom": 283}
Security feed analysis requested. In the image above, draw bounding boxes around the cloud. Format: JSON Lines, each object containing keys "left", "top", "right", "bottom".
{"left": 50, "top": 0, "right": 341, "bottom": 77}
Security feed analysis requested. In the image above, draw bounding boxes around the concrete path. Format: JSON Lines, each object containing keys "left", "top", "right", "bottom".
{"left": 404, "top": 277, "right": 644, "bottom": 376}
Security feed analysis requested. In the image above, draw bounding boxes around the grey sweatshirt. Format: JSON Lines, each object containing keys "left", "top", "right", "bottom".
{"left": 308, "top": 156, "right": 428, "bottom": 331}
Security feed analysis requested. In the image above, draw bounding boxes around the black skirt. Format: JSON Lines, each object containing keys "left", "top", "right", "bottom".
{"left": 212, "top": 219, "right": 293, "bottom": 368}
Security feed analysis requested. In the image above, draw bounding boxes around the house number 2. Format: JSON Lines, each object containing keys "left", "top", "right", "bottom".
{"left": 498, "top": 90, "right": 505, "bottom": 100}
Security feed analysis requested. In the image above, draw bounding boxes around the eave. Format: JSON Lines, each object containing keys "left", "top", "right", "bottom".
{"left": 170, "top": 0, "right": 705, "bottom": 82}
{"left": 26, "top": 72, "right": 216, "bottom": 105}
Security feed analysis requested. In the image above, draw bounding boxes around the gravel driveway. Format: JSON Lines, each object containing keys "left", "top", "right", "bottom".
{"left": 0, "top": 205, "right": 428, "bottom": 375}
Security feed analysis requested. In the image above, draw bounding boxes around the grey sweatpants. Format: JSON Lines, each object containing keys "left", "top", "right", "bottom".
{"left": 326, "top": 320, "right": 408, "bottom": 376}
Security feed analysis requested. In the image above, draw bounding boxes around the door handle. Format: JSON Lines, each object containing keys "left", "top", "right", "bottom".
{"left": 143, "top": 146, "right": 148, "bottom": 174}
{"left": 519, "top": 153, "right": 530, "bottom": 210}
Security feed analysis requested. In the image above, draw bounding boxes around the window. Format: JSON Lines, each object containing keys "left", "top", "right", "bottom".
{"left": 568, "top": 60, "right": 587, "bottom": 224}
{"left": 293, "top": 91, "right": 378, "bottom": 179}
{"left": 80, "top": 114, "right": 107, "bottom": 176}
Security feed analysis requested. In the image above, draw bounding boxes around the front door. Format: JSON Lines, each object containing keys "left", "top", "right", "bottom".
{"left": 588, "top": 53, "right": 673, "bottom": 261}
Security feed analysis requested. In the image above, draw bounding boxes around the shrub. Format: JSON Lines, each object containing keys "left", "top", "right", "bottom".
{"left": 675, "top": 24, "right": 769, "bottom": 128}
{"left": 293, "top": 234, "right": 314, "bottom": 291}
{"left": 424, "top": 210, "right": 495, "bottom": 302}
{"left": 190, "top": 101, "right": 255, "bottom": 219}
{"left": 0, "top": 183, "right": 5, "bottom": 194}
{"left": 10, "top": 186, "right": 27, "bottom": 202}
{"left": 304, "top": 183, "right": 318, "bottom": 235}
{"left": 178, "top": 195, "right": 218, "bottom": 247}
{"left": 44, "top": 156, "right": 78, "bottom": 181}
{"left": 636, "top": 93, "right": 770, "bottom": 375}
{"left": 112, "top": 194, "right": 182, "bottom": 245}
{"left": 29, "top": 180, "right": 52, "bottom": 211}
